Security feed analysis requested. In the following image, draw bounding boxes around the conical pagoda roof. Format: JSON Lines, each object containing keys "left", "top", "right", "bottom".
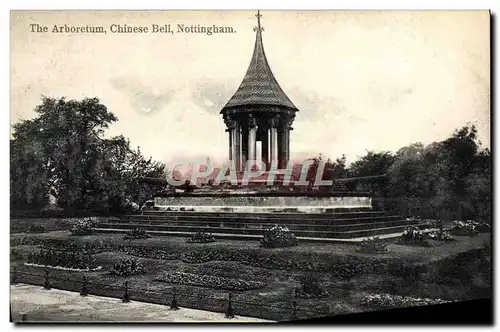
{"left": 221, "top": 18, "right": 298, "bottom": 112}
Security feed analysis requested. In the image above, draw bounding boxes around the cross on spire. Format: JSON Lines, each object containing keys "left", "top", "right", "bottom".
{"left": 254, "top": 10, "right": 264, "bottom": 32}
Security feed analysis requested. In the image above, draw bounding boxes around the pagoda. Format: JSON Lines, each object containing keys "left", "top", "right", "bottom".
{"left": 221, "top": 11, "right": 299, "bottom": 171}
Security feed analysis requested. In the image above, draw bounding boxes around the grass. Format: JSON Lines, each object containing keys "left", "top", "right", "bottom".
{"left": 10, "top": 220, "right": 492, "bottom": 321}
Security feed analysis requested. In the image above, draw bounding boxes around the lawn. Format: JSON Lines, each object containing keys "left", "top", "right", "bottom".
{"left": 10, "top": 220, "right": 492, "bottom": 321}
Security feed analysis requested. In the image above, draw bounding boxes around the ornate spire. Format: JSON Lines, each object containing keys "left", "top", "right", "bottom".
{"left": 254, "top": 10, "right": 264, "bottom": 32}
{"left": 221, "top": 10, "right": 298, "bottom": 113}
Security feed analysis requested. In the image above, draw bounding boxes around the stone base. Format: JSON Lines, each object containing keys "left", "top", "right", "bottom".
{"left": 154, "top": 195, "right": 372, "bottom": 213}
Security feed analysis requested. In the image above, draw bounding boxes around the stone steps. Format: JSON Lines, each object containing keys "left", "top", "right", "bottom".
{"left": 95, "top": 219, "right": 418, "bottom": 239}
{"left": 118, "top": 214, "right": 402, "bottom": 226}
{"left": 105, "top": 218, "right": 411, "bottom": 232}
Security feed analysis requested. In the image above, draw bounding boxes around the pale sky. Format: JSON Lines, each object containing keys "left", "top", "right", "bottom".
{"left": 10, "top": 10, "right": 490, "bottom": 167}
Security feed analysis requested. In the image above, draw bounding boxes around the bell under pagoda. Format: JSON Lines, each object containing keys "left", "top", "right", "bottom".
{"left": 221, "top": 11, "right": 299, "bottom": 171}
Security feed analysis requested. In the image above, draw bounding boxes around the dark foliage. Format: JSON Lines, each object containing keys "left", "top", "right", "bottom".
{"left": 296, "top": 273, "right": 328, "bottom": 297}
{"left": 27, "top": 224, "right": 46, "bottom": 233}
{"left": 10, "top": 97, "right": 168, "bottom": 214}
{"left": 110, "top": 258, "right": 146, "bottom": 276}
{"left": 308, "top": 125, "right": 490, "bottom": 222}
{"left": 10, "top": 248, "right": 24, "bottom": 261}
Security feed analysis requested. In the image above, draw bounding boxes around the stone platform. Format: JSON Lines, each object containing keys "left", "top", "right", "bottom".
{"left": 94, "top": 192, "right": 420, "bottom": 241}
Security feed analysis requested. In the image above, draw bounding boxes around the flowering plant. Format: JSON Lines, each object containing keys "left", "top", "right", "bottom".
{"left": 399, "top": 226, "right": 430, "bottom": 246}
{"left": 70, "top": 217, "right": 98, "bottom": 236}
{"left": 450, "top": 220, "right": 479, "bottom": 236}
{"left": 260, "top": 225, "right": 298, "bottom": 248}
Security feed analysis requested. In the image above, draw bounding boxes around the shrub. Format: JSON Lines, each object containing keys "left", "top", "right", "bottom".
{"left": 399, "top": 226, "right": 430, "bottom": 246}
{"left": 186, "top": 232, "right": 215, "bottom": 244}
{"left": 27, "top": 224, "right": 46, "bottom": 233}
{"left": 260, "top": 225, "right": 298, "bottom": 248}
{"left": 427, "top": 219, "right": 444, "bottom": 229}
{"left": 357, "top": 236, "right": 388, "bottom": 254}
{"left": 70, "top": 218, "right": 97, "bottom": 236}
{"left": 26, "top": 249, "right": 97, "bottom": 270}
{"left": 123, "top": 228, "right": 151, "bottom": 240}
{"left": 111, "top": 258, "right": 146, "bottom": 276}
{"left": 296, "top": 273, "right": 328, "bottom": 297}
{"left": 450, "top": 220, "right": 479, "bottom": 236}
{"left": 154, "top": 271, "right": 265, "bottom": 291}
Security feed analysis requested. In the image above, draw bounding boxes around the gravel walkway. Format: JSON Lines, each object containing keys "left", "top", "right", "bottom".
{"left": 10, "top": 284, "right": 273, "bottom": 323}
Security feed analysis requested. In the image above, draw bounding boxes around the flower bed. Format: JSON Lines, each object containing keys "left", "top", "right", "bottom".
{"left": 123, "top": 228, "right": 151, "bottom": 240}
{"left": 186, "top": 232, "right": 215, "bottom": 244}
{"left": 17, "top": 237, "right": 398, "bottom": 278}
{"left": 360, "top": 293, "right": 449, "bottom": 309}
{"left": 154, "top": 271, "right": 266, "bottom": 291}
{"left": 357, "top": 236, "right": 389, "bottom": 254}
{"left": 26, "top": 249, "right": 98, "bottom": 270}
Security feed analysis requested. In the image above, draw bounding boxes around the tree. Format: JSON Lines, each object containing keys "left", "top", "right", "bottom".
{"left": 10, "top": 120, "right": 50, "bottom": 209}
{"left": 10, "top": 97, "right": 167, "bottom": 214}
{"left": 383, "top": 125, "right": 490, "bottom": 221}
{"left": 349, "top": 151, "right": 395, "bottom": 178}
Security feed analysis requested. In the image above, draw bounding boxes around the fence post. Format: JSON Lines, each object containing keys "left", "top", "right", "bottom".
{"left": 11, "top": 267, "right": 18, "bottom": 285}
{"left": 225, "top": 292, "right": 234, "bottom": 319}
{"left": 43, "top": 269, "right": 51, "bottom": 290}
{"left": 87, "top": 253, "right": 92, "bottom": 269}
{"left": 291, "top": 289, "right": 297, "bottom": 321}
{"left": 80, "top": 275, "right": 88, "bottom": 297}
{"left": 170, "top": 287, "right": 179, "bottom": 310}
{"left": 122, "top": 281, "right": 130, "bottom": 303}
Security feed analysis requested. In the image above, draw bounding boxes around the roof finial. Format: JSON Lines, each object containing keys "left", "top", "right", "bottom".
{"left": 254, "top": 10, "right": 264, "bottom": 32}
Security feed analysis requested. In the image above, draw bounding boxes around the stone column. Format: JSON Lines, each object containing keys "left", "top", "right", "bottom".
{"left": 227, "top": 129, "right": 233, "bottom": 161}
{"left": 248, "top": 115, "right": 257, "bottom": 162}
{"left": 234, "top": 121, "right": 242, "bottom": 171}
{"left": 283, "top": 116, "right": 294, "bottom": 166}
{"left": 261, "top": 126, "right": 269, "bottom": 167}
{"left": 224, "top": 117, "right": 236, "bottom": 164}
{"left": 241, "top": 126, "right": 249, "bottom": 167}
{"left": 269, "top": 116, "right": 279, "bottom": 166}
{"left": 278, "top": 130, "right": 284, "bottom": 168}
